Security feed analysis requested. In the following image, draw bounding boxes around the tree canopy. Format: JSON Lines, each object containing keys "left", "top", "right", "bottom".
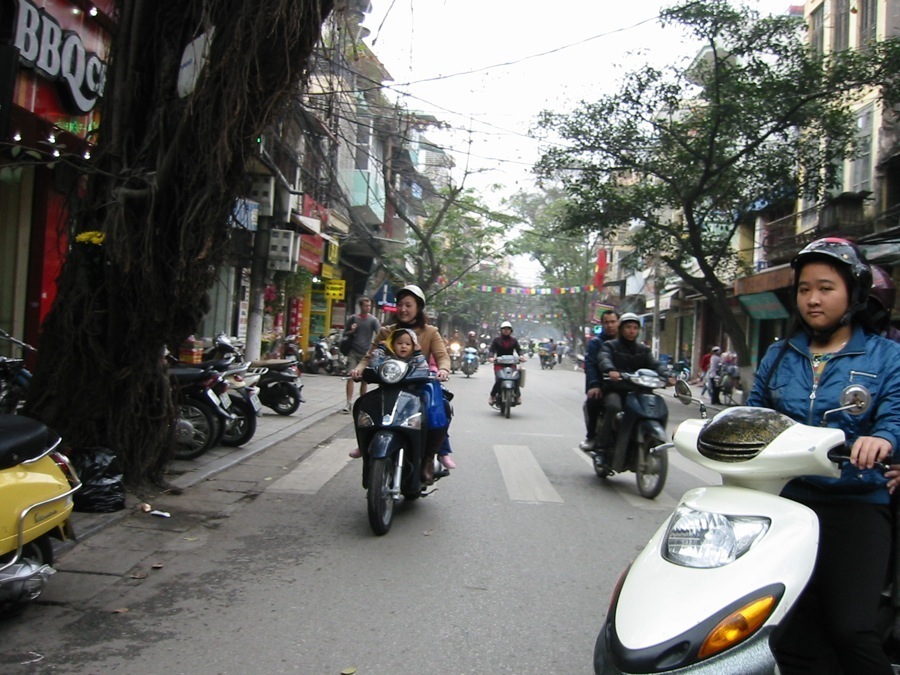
{"left": 535, "top": 0, "right": 900, "bottom": 366}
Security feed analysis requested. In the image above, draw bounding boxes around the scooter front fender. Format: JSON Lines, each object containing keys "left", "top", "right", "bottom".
{"left": 606, "top": 486, "right": 818, "bottom": 671}
{"left": 637, "top": 420, "right": 666, "bottom": 446}
{"left": 367, "top": 430, "right": 405, "bottom": 460}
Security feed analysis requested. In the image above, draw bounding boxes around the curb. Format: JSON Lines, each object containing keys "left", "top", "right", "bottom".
{"left": 62, "top": 400, "right": 348, "bottom": 551}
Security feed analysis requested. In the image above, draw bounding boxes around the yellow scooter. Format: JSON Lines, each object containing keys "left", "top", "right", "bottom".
{"left": 0, "top": 415, "right": 80, "bottom": 616}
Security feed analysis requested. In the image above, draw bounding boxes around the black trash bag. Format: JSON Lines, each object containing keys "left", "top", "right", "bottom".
{"left": 70, "top": 447, "right": 126, "bottom": 513}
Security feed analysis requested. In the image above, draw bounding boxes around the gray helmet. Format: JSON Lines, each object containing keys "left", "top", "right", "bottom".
{"left": 618, "top": 312, "right": 641, "bottom": 326}
{"left": 500, "top": 321, "right": 513, "bottom": 330}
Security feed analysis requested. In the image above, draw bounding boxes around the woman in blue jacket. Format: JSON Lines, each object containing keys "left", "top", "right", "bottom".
{"left": 748, "top": 237, "right": 900, "bottom": 674}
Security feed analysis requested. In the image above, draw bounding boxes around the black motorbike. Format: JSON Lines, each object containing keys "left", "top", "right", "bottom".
{"left": 354, "top": 358, "right": 448, "bottom": 535}
{"left": 168, "top": 355, "right": 235, "bottom": 460}
{"left": 205, "top": 334, "right": 304, "bottom": 416}
{"left": 219, "top": 361, "right": 260, "bottom": 448}
{"left": 0, "top": 329, "right": 36, "bottom": 414}
{"left": 593, "top": 369, "right": 670, "bottom": 499}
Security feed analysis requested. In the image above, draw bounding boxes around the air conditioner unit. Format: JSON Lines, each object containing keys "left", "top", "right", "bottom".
{"left": 268, "top": 229, "right": 296, "bottom": 272}
{"left": 249, "top": 176, "right": 275, "bottom": 216}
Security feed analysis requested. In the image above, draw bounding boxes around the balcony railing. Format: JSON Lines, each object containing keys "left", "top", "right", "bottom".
{"left": 763, "top": 195, "right": 878, "bottom": 266}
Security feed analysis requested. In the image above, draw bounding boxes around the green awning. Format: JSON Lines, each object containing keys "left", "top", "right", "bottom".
{"left": 739, "top": 291, "right": 790, "bottom": 320}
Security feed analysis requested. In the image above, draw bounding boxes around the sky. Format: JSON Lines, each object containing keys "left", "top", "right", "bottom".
{"left": 360, "top": 0, "right": 800, "bottom": 283}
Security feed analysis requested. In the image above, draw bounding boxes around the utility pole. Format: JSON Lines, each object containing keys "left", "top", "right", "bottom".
{"left": 652, "top": 254, "right": 661, "bottom": 357}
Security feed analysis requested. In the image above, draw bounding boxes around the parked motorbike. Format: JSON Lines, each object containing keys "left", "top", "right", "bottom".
{"left": 671, "top": 357, "right": 691, "bottom": 382}
{"left": 592, "top": 369, "right": 670, "bottom": 499}
{"left": 305, "top": 335, "right": 336, "bottom": 374}
{"left": 204, "top": 333, "right": 304, "bottom": 416}
{"left": 249, "top": 358, "right": 304, "bottom": 415}
{"left": 490, "top": 354, "right": 524, "bottom": 418}
{"left": 592, "top": 381, "right": 877, "bottom": 673}
{"left": 448, "top": 342, "right": 462, "bottom": 374}
{"left": 327, "top": 332, "right": 349, "bottom": 376}
{"left": 0, "top": 329, "right": 36, "bottom": 414}
{"left": 354, "top": 357, "right": 448, "bottom": 535}
{"left": 168, "top": 356, "right": 234, "bottom": 460}
{"left": 219, "top": 361, "right": 260, "bottom": 448}
{"left": 0, "top": 415, "right": 80, "bottom": 617}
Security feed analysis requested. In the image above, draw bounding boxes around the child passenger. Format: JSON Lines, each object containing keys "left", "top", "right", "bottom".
{"left": 348, "top": 329, "right": 430, "bottom": 458}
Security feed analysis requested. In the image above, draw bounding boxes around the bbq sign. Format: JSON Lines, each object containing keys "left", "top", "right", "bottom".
{"left": 11, "top": 0, "right": 107, "bottom": 114}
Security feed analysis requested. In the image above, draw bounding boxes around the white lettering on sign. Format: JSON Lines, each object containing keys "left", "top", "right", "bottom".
{"left": 13, "top": 0, "right": 107, "bottom": 114}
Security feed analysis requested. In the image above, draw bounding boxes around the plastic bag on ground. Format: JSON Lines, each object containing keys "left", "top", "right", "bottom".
{"left": 70, "top": 447, "right": 126, "bottom": 513}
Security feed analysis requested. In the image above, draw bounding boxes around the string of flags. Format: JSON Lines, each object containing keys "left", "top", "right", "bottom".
{"left": 474, "top": 284, "right": 601, "bottom": 294}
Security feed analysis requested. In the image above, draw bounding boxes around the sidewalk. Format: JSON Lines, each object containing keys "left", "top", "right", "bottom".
{"left": 67, "top": 372, "right": 352, "bottom": 544}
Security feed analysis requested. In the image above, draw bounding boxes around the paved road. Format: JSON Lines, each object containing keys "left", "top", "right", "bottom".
{"left": 1, "top": 362, "right": 726, "bottom": 673}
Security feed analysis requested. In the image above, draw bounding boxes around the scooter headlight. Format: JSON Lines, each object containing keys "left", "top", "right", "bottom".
{"left": 663, "top": 506, "right": 770, "bottom": 568}
{"left": 378, "top": 359, "right": 407, "bottom": 384}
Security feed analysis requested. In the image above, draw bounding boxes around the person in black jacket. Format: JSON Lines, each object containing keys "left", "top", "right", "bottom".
{"left": 596, "top": 313, "right": 674, "bottom": 463}
{"left": 580, "top": 310, "right": 619, "bottom": 451}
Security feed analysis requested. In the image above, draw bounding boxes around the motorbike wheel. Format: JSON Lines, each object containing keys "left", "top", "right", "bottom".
{"left": 173, "top": 401, "right": 219, "bottom": 460}
{"left": 501, "top": 390, "right": 512, "bottom": 418}
{"left": 721, "top": 376, "right": 735, "bottom": 405}
{"left": 635, "top": 437, "right": 668, "bottom": 499}
{"left": 266, "top": 382, "right": 302, "bottom": 416}
{"left": 367, "top": 456, "right": 395, "bottom": 536}
{"left": 0, "top": 535, "right": 54, "bottom": 618}
{"left": 220, "top": 394, "right": 257, "bottom": 447}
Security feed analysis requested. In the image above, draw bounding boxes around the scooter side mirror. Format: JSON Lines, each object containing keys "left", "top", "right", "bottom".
{"left": 821, "top": 384, "right": 871, "bottom": 422}
{"left": 674, "top": 380, "right": 693, "bottom": 405}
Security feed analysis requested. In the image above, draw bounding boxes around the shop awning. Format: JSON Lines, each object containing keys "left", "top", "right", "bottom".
{"left": 739, "top": 291, "right": 790, "bottom": 320}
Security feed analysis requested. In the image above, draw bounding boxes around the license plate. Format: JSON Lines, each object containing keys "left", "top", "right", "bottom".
{"left": 249, "top": 393, "right": 262, "bottom": 412}
{"left": 219, "top": 392, "right": 231, "bottom": 408}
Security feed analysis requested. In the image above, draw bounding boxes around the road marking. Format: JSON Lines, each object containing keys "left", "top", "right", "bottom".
{"left": 570, "top": 446, "right": 676, "bottom": 511}
{"left": 494, "top": 444, "right": 563, "bottom": 503}
{"left": 269, "top": 439, "right": 355, "bottom": 494}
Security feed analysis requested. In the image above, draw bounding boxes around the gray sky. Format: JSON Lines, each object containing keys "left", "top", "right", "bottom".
{"left": 363, "top": 1, "right": 799, "bottom": 199}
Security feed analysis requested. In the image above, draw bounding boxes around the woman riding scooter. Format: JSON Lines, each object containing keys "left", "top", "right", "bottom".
{"left": 749, "top": 238, "right": 900, "bottom": 674}
{"left": 487, "top": 321, "right": 525, "bottom": 407}
{"left": 350, "top": 285, "right": 451, "bottom": 484}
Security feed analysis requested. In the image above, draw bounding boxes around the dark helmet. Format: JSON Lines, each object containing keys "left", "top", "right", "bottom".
{"left": 867, "top": 265, "right": 895, "bottom": 332}
{"left": 869, "top": 265, "right": 895, "bottom": 313}
{"left": 791, "top": 237, "right": 872, "bottom": 323}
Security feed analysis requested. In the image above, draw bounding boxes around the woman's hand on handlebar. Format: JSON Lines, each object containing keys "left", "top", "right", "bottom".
{"left": 850, "top": 436, "right": 892, "bottom": 472}
{"left": 436, "top": 368, "right": 450, "bottom": 382}
{"left": 350, "top": 369, "right": 362, "bottom": 381}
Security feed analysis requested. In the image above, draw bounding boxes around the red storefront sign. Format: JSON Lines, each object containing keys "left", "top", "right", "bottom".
{"left": 298, "top": 233, "right": 324, "bottom": 273}
{"left": 8, "top": 0, "right": 112, "bottom": 138}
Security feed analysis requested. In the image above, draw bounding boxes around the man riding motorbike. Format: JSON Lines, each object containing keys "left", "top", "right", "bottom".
{"left": 596, "top": 313, "right": 675, "bottom": 466}
{"left": 580, "top": 309, "right": 619, "bottom": 451}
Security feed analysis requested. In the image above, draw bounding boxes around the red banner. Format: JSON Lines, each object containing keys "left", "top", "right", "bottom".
{"left": 593, "top": 248, "right": 608, "bottom": 290}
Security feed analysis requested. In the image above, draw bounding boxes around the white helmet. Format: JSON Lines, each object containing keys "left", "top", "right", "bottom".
{"left": 500, "top": 321, "right": 513, "bottom": 330}
{"left": 618, "top": 312, "right": 641, "bottom": 326}
{"left": 397, "top": 284, "right": 426, "bottom": 308}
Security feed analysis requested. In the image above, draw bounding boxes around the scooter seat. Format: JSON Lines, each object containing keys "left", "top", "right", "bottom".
{"left": 249, "top": 359, "right": 296, "bottom": 368}
{"left": 168, "top": 366, "right": 215, "bottom": 383}
{"left": 0, "top": 414, "right": 51, "bottom": 469}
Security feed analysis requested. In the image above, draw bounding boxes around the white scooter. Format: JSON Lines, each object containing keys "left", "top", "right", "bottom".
{"left": 593, "top": 380, "right": 879, "bottom": 674}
